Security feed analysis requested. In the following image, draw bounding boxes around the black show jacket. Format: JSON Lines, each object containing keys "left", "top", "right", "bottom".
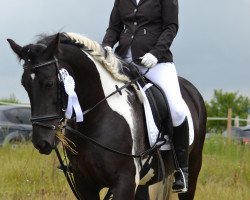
{"left": 102, "top": 0, "right": 179, "bottom": 64}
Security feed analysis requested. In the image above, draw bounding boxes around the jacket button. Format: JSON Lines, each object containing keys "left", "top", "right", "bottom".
{"left": 131, "top": 35, "right": 134, "bottom": 39}
{"left": 134, "top": 22, "right": 137, "bottom": 25}
{"left": 134, "top": 9, "right": 137, "bottom": 12}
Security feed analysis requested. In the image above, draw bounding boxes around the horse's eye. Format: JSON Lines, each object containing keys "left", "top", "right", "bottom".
{"left": 44, "top": 81, "right": 54, "bottom": 89}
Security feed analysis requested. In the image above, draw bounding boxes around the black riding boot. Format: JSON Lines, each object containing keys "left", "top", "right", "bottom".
{"left": 172, "top": 117, "right": 189, "bottom": 193}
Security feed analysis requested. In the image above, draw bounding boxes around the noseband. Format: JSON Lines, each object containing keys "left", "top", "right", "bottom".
{"left": 30, "top": 57, "right": 66, "bottom": 130}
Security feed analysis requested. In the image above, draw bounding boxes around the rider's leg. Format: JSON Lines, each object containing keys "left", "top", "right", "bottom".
{"left": 172, "top": 117, "right": 189, "bottom": 193}
{"left": 137, "top": 62, "right": 189, "bottom": 193}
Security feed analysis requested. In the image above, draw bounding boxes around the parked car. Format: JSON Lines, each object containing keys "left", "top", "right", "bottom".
{"left": 222, "top": 126, "right": 250, "bottom": 144}
{"left": 239, "top": 125, "right": 250, "bottom": 144}
{"left": 0, "top": 105, "right": 32, "bottom": 146}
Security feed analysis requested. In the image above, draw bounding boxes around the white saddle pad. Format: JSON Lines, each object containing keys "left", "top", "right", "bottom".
{"left": 138, "top": 83, "right": 194, "bottom": 149}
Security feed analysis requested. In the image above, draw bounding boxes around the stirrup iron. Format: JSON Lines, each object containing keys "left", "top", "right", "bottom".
{"left": 172, "top": 168, "right": 188, "bottom": 193}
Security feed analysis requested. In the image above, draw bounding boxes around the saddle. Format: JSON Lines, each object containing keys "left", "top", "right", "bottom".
{"left": 121, "top": 62, "right": 173, "bottom": 150}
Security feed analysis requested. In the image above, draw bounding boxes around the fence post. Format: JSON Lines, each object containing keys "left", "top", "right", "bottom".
{"left": 227, "top": 108, "right": 232, "bottom": 143}
{"left": 247, "top": 114, "right": 250, "bottom": 126}
{"left": 234, "top": 116, "right": 239, "bottom": 127}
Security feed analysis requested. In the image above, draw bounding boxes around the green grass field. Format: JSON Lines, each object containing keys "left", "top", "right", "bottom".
{"left": 0, "top": 143, "right": 74, "bottom": 200}
{"left": 195, "top": 135, "right": 250, "bottom": 200}
{"left": 0, "top": 135, "right": 249, "bottom": 200}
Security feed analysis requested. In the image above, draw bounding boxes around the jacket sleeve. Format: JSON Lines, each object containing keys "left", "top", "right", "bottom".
{"left": 149, "top": 0, "right": 179, "bottom": 59}
{"left": 102, "top": 0, "right": 124, "bottom": 48}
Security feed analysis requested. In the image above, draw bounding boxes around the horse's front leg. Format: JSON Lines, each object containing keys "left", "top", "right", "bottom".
{"left": 73, "top": 174, "right": 100, "bottom": 200}
{"left": 77, "top": 186, "right": 100, "bottom": 200}
{"left": 111, "top": 175, "right": 137, "bottom": 200}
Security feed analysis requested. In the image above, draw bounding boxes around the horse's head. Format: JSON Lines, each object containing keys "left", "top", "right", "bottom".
{"left": 7, "top": 34, "right": 67, "bottom": 155}
{"left": 7, "top": 32, "right": 130, "bottom": 156}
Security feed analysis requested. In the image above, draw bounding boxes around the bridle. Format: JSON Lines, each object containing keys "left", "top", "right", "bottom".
{"left": 29, "top": 57, "right": 67, "bottom": 130}
{"left": 28, "top": 57, "right": 84, "bottom": 199}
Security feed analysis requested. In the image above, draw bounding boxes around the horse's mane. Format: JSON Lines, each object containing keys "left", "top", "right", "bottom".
{"left": 37, "top": 32, "right": 130, "bottom": 83}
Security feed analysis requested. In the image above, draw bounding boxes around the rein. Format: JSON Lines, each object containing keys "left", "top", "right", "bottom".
{"left": 58, "top": 72, "right": 167, "bottom": 159}
{"left": 65, "top": 125, "right": 166, "bottom": 159}
{"left": 61, "top": 62, "right": 167, "bottom": 158}
{"left": 54, "top": 146, "right": 83, "bottom": 200}
{"left": 81, "top": 61, "right": 150, "bottom": 116}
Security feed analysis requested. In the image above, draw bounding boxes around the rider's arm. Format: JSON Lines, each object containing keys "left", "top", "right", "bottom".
{"left": 102, "top": 0, "right": 124, "bottom": 48}
{"left": 149, "top": 0, "right": 179, "bottom": 60}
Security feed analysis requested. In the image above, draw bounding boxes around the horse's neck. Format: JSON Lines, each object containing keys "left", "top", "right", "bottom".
{"left": 68, "top": 51, "right": 144, "bottom": 151}
{"left": 69, "top": 58, "right": 148, "bottom": 166}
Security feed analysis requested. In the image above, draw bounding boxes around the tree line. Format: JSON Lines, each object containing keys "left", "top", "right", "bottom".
{"left": 205, "top": 89, "right": 250, "bottom": 133}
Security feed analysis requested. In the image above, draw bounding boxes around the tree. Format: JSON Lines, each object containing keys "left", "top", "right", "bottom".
{"left": 205, "top": 89, "right": 250, "bottom": 133}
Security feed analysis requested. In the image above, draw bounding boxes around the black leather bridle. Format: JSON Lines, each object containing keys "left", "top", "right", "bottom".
{"left": 28, "top": 57, "right": 84, "bottom": 199}
{"left": 29, "top": 57, "right": 67, "bottom": 130}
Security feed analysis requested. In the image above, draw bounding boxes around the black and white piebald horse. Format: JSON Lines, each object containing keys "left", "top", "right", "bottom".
{"left": 8, "top": 32, "right": 206, "bottom": 200}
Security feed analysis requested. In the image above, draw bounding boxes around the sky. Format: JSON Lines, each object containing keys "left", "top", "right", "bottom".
{"left": 0, "top": 0, "right": 250, "bottom": 103}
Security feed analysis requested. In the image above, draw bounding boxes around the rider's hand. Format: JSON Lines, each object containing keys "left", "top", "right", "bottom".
{"left": 104, "top": 46, "right": 112, "bottom": 53}
{"left": 140, "top": 53, "right": 158, "bottom": 68}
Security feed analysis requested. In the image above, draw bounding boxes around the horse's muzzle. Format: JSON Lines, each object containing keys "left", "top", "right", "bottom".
{"left": 32, "top": 140, "right": 54, "bottom": 155}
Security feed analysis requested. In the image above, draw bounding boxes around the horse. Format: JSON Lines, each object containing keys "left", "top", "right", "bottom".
{"left": 7, "top": 32, "right": 207, "bottom": 200}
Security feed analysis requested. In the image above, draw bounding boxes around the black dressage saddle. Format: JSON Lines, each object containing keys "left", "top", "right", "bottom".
{"left": 122, "top": 62, "right": 174, "bottom": 141}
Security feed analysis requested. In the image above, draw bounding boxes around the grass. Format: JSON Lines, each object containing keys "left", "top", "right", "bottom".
{"left": 0, "top": 136, "right": 249, "bottom": 200}
{"left": 0, "top": 143, "right": 74, "bottom": 200}
{"left": 195, "top": 135, "right": 250, "bottom": 200}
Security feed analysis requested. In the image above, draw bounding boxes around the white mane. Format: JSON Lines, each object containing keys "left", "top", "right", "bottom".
{"left": 64, "top": 32, "right": 130, "bottom": 83}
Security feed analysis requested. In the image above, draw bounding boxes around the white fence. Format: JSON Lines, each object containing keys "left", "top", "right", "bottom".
{"left": 207, "top": 109, "right": 250, "bottom": 142}
{"left": 207, "top": 116, "right": 250, "bottom": 127}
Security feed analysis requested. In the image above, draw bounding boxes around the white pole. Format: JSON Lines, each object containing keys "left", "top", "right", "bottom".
{"left": 234, "top": 116, "right": 239, "bottom": 127}
{"left": 227, "top": 108, "right": 232, "bottom": 143}
{"left": 247, "top": 114, "right": 250, "bottom": 126}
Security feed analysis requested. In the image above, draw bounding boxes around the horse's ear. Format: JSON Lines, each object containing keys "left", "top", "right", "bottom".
{"left": 7, "top": 39, "right": 24, "bottom": 59}
{"left": 43, "top": 33, "right": 61, "bottom": 59}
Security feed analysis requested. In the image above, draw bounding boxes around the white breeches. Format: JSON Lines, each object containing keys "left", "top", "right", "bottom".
{"left": 136, "top": 63, "right": 187, "bottom": 126}
{"left": 124, "top": 48, "right": 188, "bottom": 126}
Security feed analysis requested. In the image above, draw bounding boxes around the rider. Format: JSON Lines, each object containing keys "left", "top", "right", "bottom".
{"left": 102, "top": 0, "right": 189, "bottom": 193}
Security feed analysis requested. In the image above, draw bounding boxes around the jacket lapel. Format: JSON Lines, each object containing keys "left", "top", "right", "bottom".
{"left": 131, "top": 0, "right": 147, "bottom": 6}
{"left": 137, "top": 0, "right": 147, "bottom": 6}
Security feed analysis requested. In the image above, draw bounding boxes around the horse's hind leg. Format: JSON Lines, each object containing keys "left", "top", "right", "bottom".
{"left": 178, "top": 146, "right": 203, "bottom": 200}
{"left": 135, "top": 185, "right": 150, "bottom": 200}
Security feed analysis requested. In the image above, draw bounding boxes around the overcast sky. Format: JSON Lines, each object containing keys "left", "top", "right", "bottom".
{"left": 1, "top": 0, "right": 250, "bottom": 103}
